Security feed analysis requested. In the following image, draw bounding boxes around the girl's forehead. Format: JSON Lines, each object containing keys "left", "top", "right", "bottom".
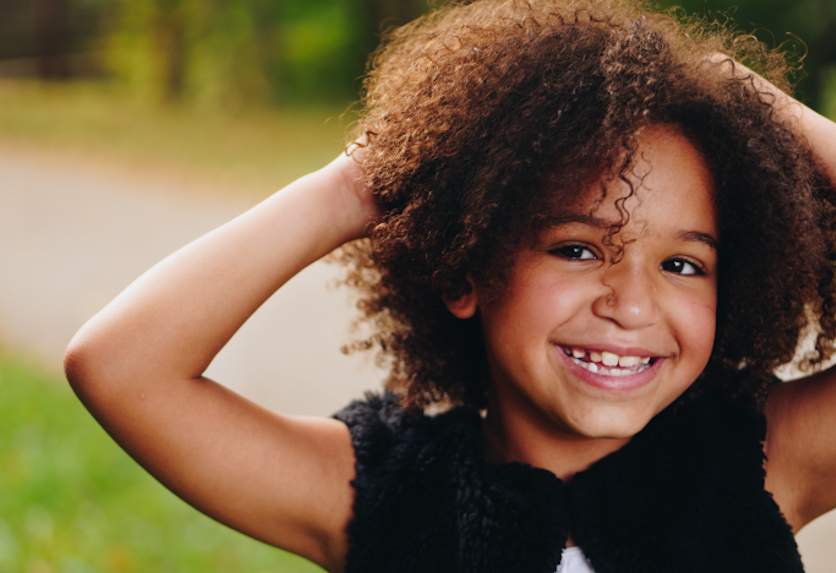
{"left": 543, "top": 126, "right": 718, "bottom": 239}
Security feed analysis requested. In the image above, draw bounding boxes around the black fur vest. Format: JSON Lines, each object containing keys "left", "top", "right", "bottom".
{"left": 334, "top": 390, "right": 804, "bottom": 573}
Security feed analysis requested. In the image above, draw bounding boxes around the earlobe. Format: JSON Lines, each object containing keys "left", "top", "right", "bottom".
{"left": 443, "top": 282, "right": 478, "bottom": 319}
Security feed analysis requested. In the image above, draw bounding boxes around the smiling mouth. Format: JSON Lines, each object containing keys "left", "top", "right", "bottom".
{"left": 559, "top": 346, "right": 656, "bottom": 377}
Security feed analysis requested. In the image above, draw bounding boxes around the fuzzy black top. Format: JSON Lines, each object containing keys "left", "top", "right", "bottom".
{"left": 334, "top": 390, "right": 803, "bottom": 573}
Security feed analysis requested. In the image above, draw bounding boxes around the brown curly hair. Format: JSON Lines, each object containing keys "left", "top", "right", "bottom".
{"left": 337, "top": 0, "right": 836, "bottom": 413}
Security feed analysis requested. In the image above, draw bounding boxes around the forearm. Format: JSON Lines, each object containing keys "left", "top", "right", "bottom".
{"left": 767, "top": 81, "right": 836, "bottom": 185}
{"left": 795, "top": 104, "right": 836, "bottom": 186}
{"left": 65, "top": 153, "right": 371, "bottom": 390}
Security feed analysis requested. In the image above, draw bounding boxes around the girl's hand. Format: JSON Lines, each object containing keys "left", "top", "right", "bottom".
{"left": 320, "top": 143, "right": 382, "bottom": 242}
{"left": 710, "top": 54, "right": 836, "bottom": 186}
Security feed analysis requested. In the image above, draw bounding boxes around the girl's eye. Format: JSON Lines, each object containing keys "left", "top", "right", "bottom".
{"left": 661, "top": 258, "right": 703, "bottom": 276}
{"left": 552, "top": 244, "right": 597, "bottom": 260}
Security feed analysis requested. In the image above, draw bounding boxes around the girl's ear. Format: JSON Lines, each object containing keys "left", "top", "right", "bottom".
{"left": 443, "top": 279, "right": 478, "bottom": 319}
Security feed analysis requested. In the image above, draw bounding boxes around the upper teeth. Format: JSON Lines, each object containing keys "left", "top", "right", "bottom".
{"left": 565, "top": 347, "right": 651, "bottom": 368}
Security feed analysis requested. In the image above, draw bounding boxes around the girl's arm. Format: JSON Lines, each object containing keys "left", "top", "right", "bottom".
{"left": 765, "top": 118, "right": 836, "bottom": 526}
{"left": 768, "top": 108, "right": 836, "bottom": 527}
{"left": 766, "top": 370, "right": 836, "bottom": 532}
{"left": 727, "top": 58, "right": 836, "bottom": 530}
{"left": 776, "top": 90, "right": 836, "bottom": 184}
{"left": 64, "top": 150, "right": 377, "bottom": 572}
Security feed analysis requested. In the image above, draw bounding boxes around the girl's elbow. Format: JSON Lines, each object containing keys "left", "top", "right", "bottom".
{"left": 63, "top": 326, "right": 113, "bottom": 400}
{"left": 64, "top": 332, "right": 96, "bottom": 395}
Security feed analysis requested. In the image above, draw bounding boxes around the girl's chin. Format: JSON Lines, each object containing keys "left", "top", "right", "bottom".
{"left": 564, "top": 408, "right": 654, "bottom": 440}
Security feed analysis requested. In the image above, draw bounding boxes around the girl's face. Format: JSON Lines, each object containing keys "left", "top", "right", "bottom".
{"left": 448, "top": 126, "right": 718, "bottom": 442}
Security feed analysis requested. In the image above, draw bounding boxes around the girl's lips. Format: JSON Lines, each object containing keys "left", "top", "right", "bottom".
{"left": 555, "top": 344, "right": 664, "bottom": 391}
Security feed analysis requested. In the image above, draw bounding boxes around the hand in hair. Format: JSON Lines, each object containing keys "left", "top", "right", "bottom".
{"left": 711, "top": 53, "right": 836, "bottom": 186}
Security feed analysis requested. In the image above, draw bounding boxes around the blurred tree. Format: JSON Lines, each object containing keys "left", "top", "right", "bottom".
{"left": 0, "top": 0, "right": 104, "bottom": 77}
{"left": 32, "top": 0, "right": 70, "bottom": 78}
{"left": 152, "top": 0, "right": 186, "bottom": 99}
{"left": 248, "top": 0, "right": 285, "bottom": 100}
{"left": 0, "top": 1, "right": 35, "bottom": 60}
{"left": 102, "top": 0, "right": 433, "bottom": 106}
{"left": 105, "top": 0, "right": 269, "bottom": 105}
{"left": 7, "top": 0, "right": 830, "bottom": 110}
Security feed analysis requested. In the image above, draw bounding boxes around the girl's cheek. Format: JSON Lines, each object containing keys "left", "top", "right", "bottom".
{"left": 688, "top": 303, "right": 717, "bottom": 358}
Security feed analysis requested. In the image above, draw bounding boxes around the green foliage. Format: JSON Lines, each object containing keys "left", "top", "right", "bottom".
{"left": 105, "top": 0, "right": 277, "bottom": 105}
{"left": 14, "top": 0, "right": 836, "bottom": 109}
{"left": 99, "top": 0, "right": 424, "bottom": 107}
{"left": 281, "top": 3, "right": 356, "bottom": 100}
{"left": 0, "top": 353, "right": 324, "bottom": 572}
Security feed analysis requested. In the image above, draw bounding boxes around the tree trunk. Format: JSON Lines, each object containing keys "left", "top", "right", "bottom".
{"left": 153, "top": 3, "right": 187, "bottom": 101}
{"left": 32, "top": 0, "right": 70, "bottom": 79}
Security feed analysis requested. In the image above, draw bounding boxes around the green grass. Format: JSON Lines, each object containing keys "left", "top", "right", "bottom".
{"left": 0, "top": 354, "right": 324, "bottom": 573}
{"left": 0, "top": 80, "right": 353, "bottom": 196}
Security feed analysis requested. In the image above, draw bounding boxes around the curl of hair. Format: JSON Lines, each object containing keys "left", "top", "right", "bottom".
{"left": 336, "top": 0, "right": 836, "bottom": 413}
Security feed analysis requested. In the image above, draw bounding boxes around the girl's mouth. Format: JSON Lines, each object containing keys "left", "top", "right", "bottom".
{"left": 559, "top": 346, "right": 656, "bottom": 377}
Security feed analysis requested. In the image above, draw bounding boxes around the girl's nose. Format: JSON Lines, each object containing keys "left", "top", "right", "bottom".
{"left": 591, "top": 262, "right": 661, "bottom": 330}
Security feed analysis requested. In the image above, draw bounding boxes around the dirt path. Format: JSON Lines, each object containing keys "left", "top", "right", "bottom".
{"left": 0, "top": 141, "right": 383, "bottom": 417}
{"left": 0, "top": 142, "right": 832, "bottom": 570}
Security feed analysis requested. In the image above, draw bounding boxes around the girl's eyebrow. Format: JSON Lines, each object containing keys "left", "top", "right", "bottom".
{"left": 678, "top": 230, "right": 719, "bottom": 252}
{"left": 550, "top": 213, "right": 612, "bottom": 228}
{"left": 550, "top": 214, "right": 719, "bottom": 252}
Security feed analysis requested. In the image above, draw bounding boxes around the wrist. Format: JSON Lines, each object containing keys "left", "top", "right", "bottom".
{"left": 317, "top": 150, "right": 380, "bottom": 242}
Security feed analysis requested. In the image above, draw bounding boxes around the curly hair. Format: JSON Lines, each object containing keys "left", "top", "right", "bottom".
{"left": 336, "top": 0, "right": 836, "bottom": 413}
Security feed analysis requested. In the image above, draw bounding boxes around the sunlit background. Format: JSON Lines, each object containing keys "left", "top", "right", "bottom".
{"left": 1, "top": 0, "right": 835, "bottom": 571}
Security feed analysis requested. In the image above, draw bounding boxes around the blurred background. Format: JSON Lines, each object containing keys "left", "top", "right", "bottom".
{"left": 0, "top": 0, "right": 834, "bottom": 109}
{"left": 0, "top": 0, "right": 834, "bottom": 571}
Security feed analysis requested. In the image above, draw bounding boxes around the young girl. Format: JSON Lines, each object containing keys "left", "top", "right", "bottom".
{"left": 65, "top": 0, "right": 836, "bottom": 571}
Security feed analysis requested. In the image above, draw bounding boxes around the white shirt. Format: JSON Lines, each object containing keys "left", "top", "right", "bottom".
{"left": 555, "top": 546, "right": 597, "bottom": 573}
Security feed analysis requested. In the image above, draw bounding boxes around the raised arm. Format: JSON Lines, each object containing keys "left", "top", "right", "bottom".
{"left": 721, "top": 57, "right": 836, "bottom": 530}
{"left": 64, "top": 150, "right": 377, "bottom": 572}
{"left": 762, "top": 95, "right": 836, "bottom": 524}
{"left": 763, "top": 95, "right": 836, "bottom": 531}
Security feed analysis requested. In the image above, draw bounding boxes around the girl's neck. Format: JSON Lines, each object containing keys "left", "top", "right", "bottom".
{"left": 481, "top": 388, "right": 629, "bottom": 482}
